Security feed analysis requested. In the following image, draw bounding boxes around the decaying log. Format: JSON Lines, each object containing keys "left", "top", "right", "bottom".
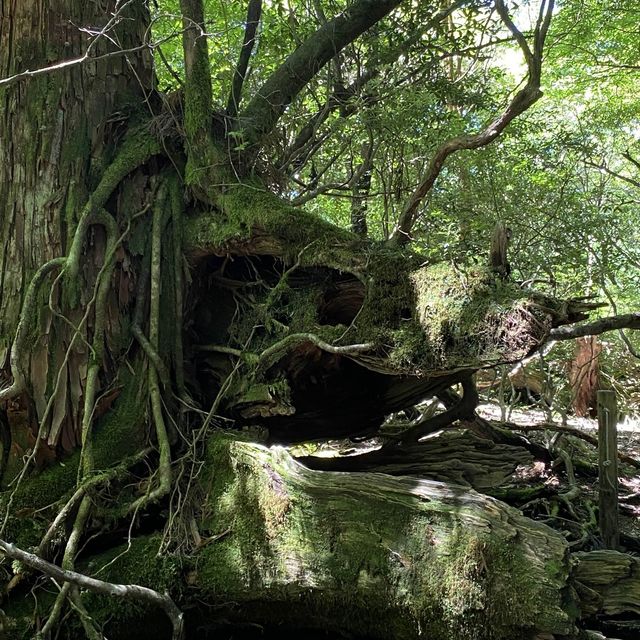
{"left": 297, "top": 429, "right": 533, "bottom": 489}
{"left": 572, "top": 550, "right": 640, "bottom": 617}
{"left": 189, "top": 435, "right": 576, "bottom": 640}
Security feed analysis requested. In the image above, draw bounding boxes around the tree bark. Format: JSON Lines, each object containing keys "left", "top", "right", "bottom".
{"left": 0, "top": 0, "right": 154, "bottom": 450}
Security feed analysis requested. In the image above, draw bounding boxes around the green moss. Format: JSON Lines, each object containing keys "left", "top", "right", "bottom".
{"left": 0, "top": 368, "right": 146, "bottom": 546}
{"left": 184, "top": 181, "right": 364, "bottom": 268}
{"left": 196, "top": 435, "right": 418, "bottom": 637}
{"left": 0, "top": 456, "right": 78, "bottom": 547}
{"left": 78, "top": 535, "right": 180, "bottom": 638}
{"left": 92, "top": 367, "right": 147, "bottom": 468}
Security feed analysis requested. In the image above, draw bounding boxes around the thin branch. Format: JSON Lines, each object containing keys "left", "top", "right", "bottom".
{"left": 239, "top": 0, "right": 403, "bottom": 150}
{"left": 0, "top": 538, "right": 184, "bottom": 640}
{"left": 257, "top": 334, "right": 374, "bottom": 374}
{"left": 391, "top": 0, "right": 555, "bottom": 244}
{"left": 157, "top": 46, "right": 184, "bottom": 88}
{"left": 226, "top": 0, "right": 263, "bottom": 121}
{"left": 584, "top": 159, "right": 640, "bottom": 189}
{"left": 0, "top": 4, "right": 180, "bottom": 90}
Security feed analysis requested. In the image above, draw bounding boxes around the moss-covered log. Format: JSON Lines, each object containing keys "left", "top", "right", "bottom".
{"left": 189, "top": 435, "right": 575, "bottom": 640}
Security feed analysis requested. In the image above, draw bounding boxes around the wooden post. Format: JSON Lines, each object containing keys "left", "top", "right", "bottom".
{"left": 597, "top": 390, "right": 619, "bottom": 549}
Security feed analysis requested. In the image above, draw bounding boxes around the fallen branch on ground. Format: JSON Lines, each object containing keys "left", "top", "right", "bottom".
{"left": 0, "top": 538, "right": 184, "bottom": 640}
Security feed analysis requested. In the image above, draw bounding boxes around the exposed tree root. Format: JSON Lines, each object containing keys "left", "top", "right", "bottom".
{"left": 128, "top": 183, "right": 172, "bottom": 513}
{"left": 79, "top": 210, "right": 118, "bottom": 478}
{"left": 0, "top": 257, "right": 66, "bottom": 402}
{"left": 38, "top": 448, "right": 153, "bottom": 559}
{"left": 0, "top": 537, "right": 184, "bottom": 640}
{"left": 170, "top": 174, "right": 188, "bottom": 402}
{"left": 130, "top": 217, "right": 171, "bottom": 391}
{"left": 65, "top": 128, "right": 162, "bottom": 286}
{"left": 0, "top": 132, "right": 180, "bottom": 635}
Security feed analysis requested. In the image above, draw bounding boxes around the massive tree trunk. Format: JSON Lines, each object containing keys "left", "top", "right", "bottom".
{"left": 0, "top": 0, "right": 155, "bottom": 463}
{"left": 0, "top": 2, "right": 635, "bottom": 639}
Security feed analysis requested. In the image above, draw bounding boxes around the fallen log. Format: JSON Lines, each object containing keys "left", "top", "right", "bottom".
{"left": 296, "top": 429, "right": 533, "bottom": 489}
{"left": 187, "top": 435, "right": 576, "bottom": 639}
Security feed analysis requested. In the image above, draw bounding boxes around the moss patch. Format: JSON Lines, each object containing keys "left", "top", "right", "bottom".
{"left": 0, "top": 368, "right": 146, "bottom": 546}
{"left": 74, "top": 535, "right": 180, "bottom": 639}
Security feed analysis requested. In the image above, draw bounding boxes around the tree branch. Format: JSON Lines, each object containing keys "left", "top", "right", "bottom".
{"left": 584, "top": 159, "right": 640, "bottom": 189}
{"left": 623, "top": 150, "right": 640, "bottom": 172}
{"left": 548, "top": 313, "right": 640, "bottom": 341}
{"left": 0, "top": 0, "right": 140, "bottom": 89}
{"left": 391, "top": 373, "right": 479, "bottom": 445}
{"left": 391, "top": 0, "right": 555, "bottom": 244}
{"left": 0, "top": 538, "right": 184, "bottom": 640}
{"left": 280, "top": 0, "right": 471, "bottom": 170}
{"left": 239, "top": 0, "right": 403, "bottom": 151}
{"left": 226, "top": 0, "right": 263, "bottom": 122}
{"left": 179, "top": 0, "right": 227, "bottom": 191}
{"left": 500, "top": 421, "right": 640, "bottom": 470}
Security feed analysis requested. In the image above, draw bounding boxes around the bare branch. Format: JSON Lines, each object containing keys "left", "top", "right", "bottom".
{"left": 0, "top": 1, "right": 145, "bottom": 89}
{"left": 0, "top": 538, "right": 184, "bottom": 640}
{"left": 226, "top": 0, "right": 263, "bottom": 121}
{"left": 622, "top": 150, "right": 640, "bottom": 172}
{"left": 391, "top": 0, "right": 555, "bottom": 244}
{"left": 239, "top": 0, "right": 403, "bottom": 150}
{"left": 549, "top": 313, "right": 640, "bottom": 341}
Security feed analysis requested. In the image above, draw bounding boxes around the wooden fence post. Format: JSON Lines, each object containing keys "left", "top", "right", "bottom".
{"left": 597, "top": 389, "right": 619, "bottom": 549}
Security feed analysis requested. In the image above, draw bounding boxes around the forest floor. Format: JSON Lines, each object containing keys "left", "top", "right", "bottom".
{"left": 477, "top": 402, "right": 640, "bottom": 542}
